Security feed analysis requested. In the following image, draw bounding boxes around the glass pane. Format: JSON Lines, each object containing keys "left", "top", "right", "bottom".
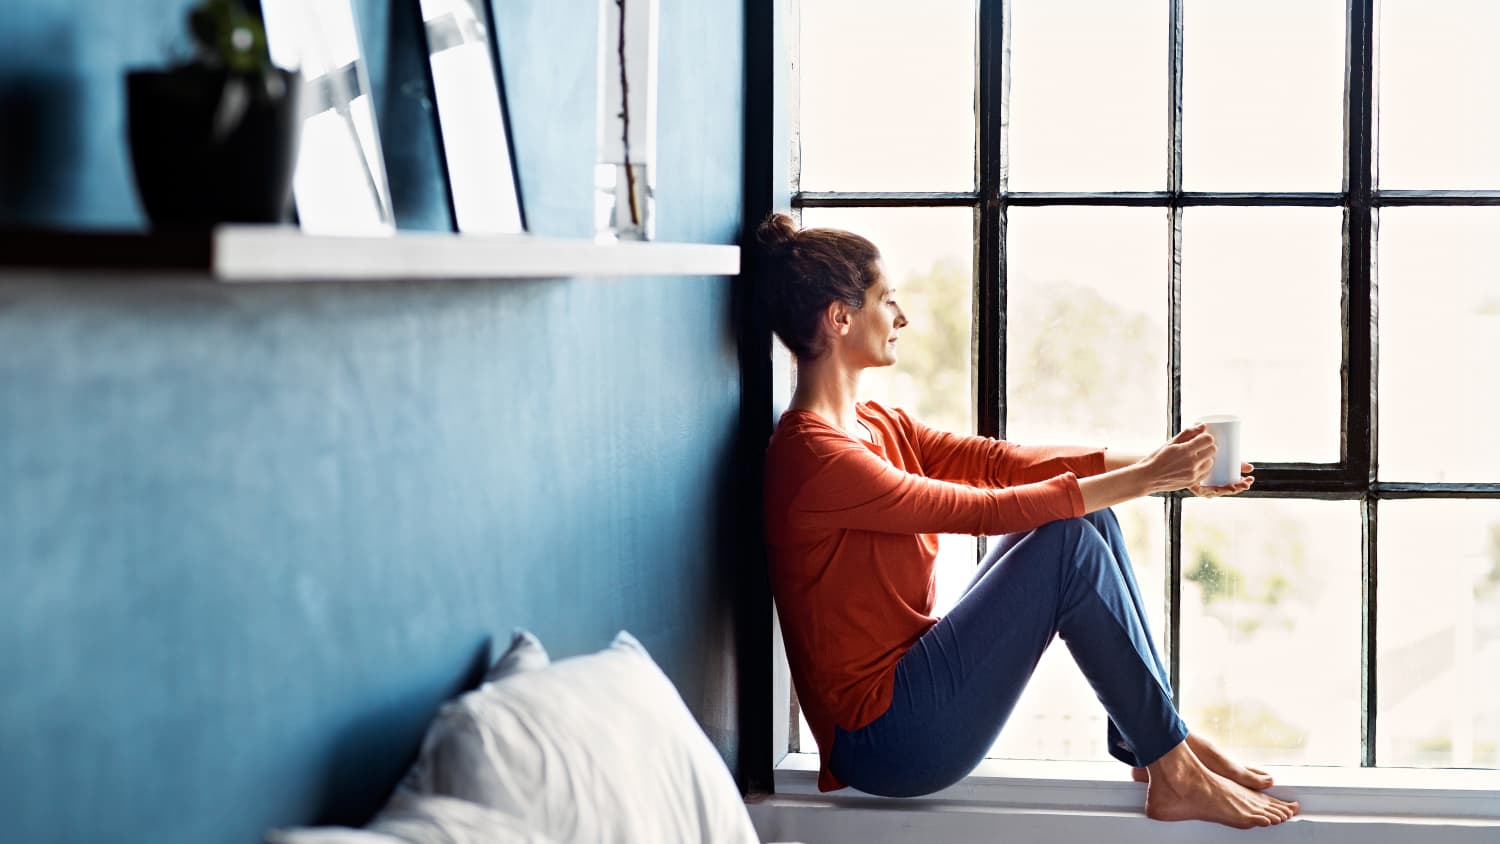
{"left": 800, "top": 207, "right": 976, "bottom": 615}
{"left": 1008, "top": 0, "right": 1166, "bottom": 191}
{"left": 1378, "top": 0, "right": 1500, "bottom": 189}
{"left": 988, "top": 497, "right": 1168, "bottom": 761}
{"left": 1006, "top": 208, "right": 1168, "bottom": 452}
{"left": 1182, "top": 0, "right": 1345, "bottom": 191}
{"left": 1181, "top": 498, "right": 1361, "bottom": 766}
{"left": 1378, "top": 500, "right": 1500, "bottom": 768}
{"left": 1377, "top": 208, "right": 1500, "bottom": 482}
{"left": 797, "top": 0, "right": 976, "bottom": 191}
{"left": 1181, "top": 208, "right": 1341, "bottom": 462}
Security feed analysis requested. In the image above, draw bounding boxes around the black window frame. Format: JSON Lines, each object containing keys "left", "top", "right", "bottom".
{"left": 790, "top": 0, "right": 1500, "bottom": 767}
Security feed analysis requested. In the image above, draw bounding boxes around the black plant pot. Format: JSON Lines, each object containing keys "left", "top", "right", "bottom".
{"left": 126, "top": 65, "right": 301, "bottom": 228}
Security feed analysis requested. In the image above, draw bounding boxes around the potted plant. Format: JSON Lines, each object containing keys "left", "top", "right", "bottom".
{"left": 126, "top": 0, "right": 301, "bottom": 228}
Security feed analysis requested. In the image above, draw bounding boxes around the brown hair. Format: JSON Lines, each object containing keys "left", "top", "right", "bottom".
{"left": 754, "top": 212, "right": 882, "bottom": 360}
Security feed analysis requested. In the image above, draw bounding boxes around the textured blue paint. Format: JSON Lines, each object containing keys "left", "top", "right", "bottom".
{"left": 0, "top": 0, "right": 747, "bottom": 841}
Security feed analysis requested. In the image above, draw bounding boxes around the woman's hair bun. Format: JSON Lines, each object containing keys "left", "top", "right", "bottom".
{"left": 755, "top": 212, "right": 799, "bottom": 251}
{"left": 750, "top": 212, "right": 880, "bottom": 359}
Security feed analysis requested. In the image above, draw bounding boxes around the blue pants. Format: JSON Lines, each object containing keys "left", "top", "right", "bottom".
{"left": 829, "top": 508, "right": 1188, "bottom": 797}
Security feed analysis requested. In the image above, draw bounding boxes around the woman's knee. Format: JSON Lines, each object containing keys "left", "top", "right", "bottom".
{"left": 1029, "top": 516, "right": 1086, "bottom": 545}
{"left": 1036, "top": 516, "right": 1113, "bottom": 573}
{"left": 1032, "top": 515, "right": 1105, "bottom": 550}
{"left": 1082, "top": 507, "right": 1121, "bottom": 538}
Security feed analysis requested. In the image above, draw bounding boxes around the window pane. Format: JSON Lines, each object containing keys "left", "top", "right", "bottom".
{"left": 988, "top": 497, "right": 1167, "bottom": 761}
{"left": 800, "top": 207, "right": 977, "bottom": 616}
{"left": 1378, "top": 0, "right": 1500, "bottom": 189}
{"left": 1378, "top": 501, "right": 1500, "bottom": 768}
{"left": 1181, "top": 499, "right": 1361, "bottom": 766}
{"left": 1008, "top": 0, "right": 1166, "bottom": 191}
{"left": 1181, "top": 208, "right": 1341, "bottom": 462}
{"left": 796, "top": 0, "right": 976, "bottom": 191}
{"left": 1377, "top": 208, "right": 1500, "bottom": 482}
{"left": 1006, "top": 208, "right": 1168, "bottom": 452}
{"left": 1182, "top": 0, "right": 1344, "bottom": 191}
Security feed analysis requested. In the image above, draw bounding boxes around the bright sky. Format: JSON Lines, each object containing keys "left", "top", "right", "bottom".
{"left": 794, "top": 0, "right": 1500, "bottom": 768}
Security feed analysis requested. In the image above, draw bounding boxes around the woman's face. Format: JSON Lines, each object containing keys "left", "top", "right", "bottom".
{"left": 845, "top": 263, "right": 909, "bottom": 368}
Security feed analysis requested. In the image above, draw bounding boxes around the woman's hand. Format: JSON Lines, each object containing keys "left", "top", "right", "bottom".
{"left": 1189, "top": 463, "right": 1255, "bottom": 498}
{"left": 1138, "top": 423, "right": 1218, "bottom": 495}
{"left": 1079, "top": 425, "right": 1249, "bottom": 513}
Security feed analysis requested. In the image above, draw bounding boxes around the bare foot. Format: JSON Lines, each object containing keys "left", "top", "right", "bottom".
{"left": 1131, "top": 733, "right": 1274, "bottom": 790}
{"left": 1142, "top": 740, "right": 1299, "bottom": 829}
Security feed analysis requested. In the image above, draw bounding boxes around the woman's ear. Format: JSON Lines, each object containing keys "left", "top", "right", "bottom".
{"left": 823, "top": 300, "right": 853, "bottom": 338}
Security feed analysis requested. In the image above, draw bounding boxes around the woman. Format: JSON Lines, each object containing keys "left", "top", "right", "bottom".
{"left": 757, "top": 213, "right": 1299, "bottom": 829}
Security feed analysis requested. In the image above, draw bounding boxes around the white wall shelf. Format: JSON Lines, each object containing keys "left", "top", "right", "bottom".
{"left": 0, "top": 225, "right": 741, "bottom": 282}
{"left": 213, "top": 226, "right": 740, "bottom": 282}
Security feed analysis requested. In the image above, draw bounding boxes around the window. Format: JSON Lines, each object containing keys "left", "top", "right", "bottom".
{"left": 788, "top": 0, "right": 1500, "bottom": 769}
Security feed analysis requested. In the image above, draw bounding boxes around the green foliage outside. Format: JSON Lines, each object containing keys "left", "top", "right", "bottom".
{"left": 1007, "top": 285, "right": 1159, "bottom": 439}
{"left": 1185, "top": 549, "right": 1244, "bottom": 605}
{"left": 1197, "top": 700, "right": 1308, "bottom": 756}
{"left": 868, "top": 260, "right": 1162, "bottom": 442}
{"left": 1480, "top": 522, "right": 1500, "bottom": 599}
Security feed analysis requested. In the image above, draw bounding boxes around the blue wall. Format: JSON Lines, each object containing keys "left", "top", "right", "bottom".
{"left": 0, "top": 1, "right": 748, "bottom": 842}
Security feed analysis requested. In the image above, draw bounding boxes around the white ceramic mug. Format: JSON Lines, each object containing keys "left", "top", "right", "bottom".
{"left": 1198, "top": 414, "right": 1241, "bottom": 487}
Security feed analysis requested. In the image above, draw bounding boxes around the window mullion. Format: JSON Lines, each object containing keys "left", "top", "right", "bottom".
{"left": 1346, "top": 0, "right": 1376, "bottom": 486}
{"left": 1347, "top": 0, "right": 1377, "bottom": 768}
{"left": 1363, "top": 496, "right": 1378, "bottom": 767}
{"left": 978, "top": 0, "right": 1005, "bottom": 441}
{"left": 1165, "top": 0, "right": 1185, "bottom": 709}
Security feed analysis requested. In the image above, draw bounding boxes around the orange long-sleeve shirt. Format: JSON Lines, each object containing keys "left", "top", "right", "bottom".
{"left": 764, "top": 401, "right": 1107, "bottom": 791}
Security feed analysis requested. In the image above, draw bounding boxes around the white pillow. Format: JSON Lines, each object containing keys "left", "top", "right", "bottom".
{"left": 390, "top": 630, "right": 552, "bottom": 798}
{"left": 266, "top": 632, "right": 559, "bottom": 844}
{"left": 484, "top": 629, "right": 550, "bottom": 684}
{"left": 406, "top": 630, "right": 759, "bottom": 844}
{"left": 266, "top": 791, "right": 554, "bottom": 844}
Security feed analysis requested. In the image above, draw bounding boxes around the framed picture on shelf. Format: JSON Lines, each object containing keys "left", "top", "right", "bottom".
{"left": 416, "top": 0, "right": 527, "bottom": 235}
{"left": 261, "top": 0, "right": 396, "bottom": 235}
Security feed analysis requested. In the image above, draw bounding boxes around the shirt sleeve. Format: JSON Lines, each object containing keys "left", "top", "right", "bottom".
{"left": 789, "top": 440, "right": 1086, "bottom": 536}
{"left": 900, "top": 409, "right": 1107, "bottom": 487}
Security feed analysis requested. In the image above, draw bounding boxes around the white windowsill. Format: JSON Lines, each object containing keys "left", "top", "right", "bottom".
{"left": 749, "top": 753, "right": 1500, "bottom": 844}
{"left": 772, "top": 752, "right": 1500, "bottom": 817}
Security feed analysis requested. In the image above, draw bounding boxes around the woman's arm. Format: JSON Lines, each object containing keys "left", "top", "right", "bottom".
{"left": 1078, "top": 463, "right": 1155, "bottom": 513}
{"left": 1104, "top": 450, "right": 1145, "bottom": 472}
{"left": 788, "top": 441, "right": 1086, "bottom": 537}
{"left": 899, "top": 409, "right": 1106, "bottom": 486}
